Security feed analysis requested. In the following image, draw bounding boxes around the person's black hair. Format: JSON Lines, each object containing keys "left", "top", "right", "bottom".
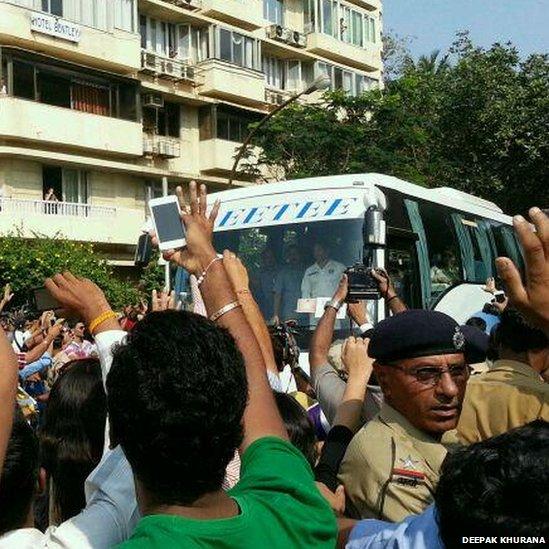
{"left": 40, "top": 359, "right": 106, "bottom": 523}
{"left": 494, "top": 308, "right": 548, "bottom": 353}
{"left": 270, "top": 332, "right": 286, "bottom": 372}
{"left": 465, "top": 316, "right": 487, "bottom": 332}
{"left": 0, "top": 406, "right": 39, "bottom": 535}
{"left": 435, "top": 420, "right": 549, "bottom": 548}
{"left": 273, "top": 392, "right": 318, "bottom": 468}
{"left": 106, "top": 310, "right": 247, "bottom": 506}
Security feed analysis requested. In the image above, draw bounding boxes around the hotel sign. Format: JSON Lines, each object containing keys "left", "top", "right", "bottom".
{"left": 30, "top": 12, "right": 81, "bottom": 43}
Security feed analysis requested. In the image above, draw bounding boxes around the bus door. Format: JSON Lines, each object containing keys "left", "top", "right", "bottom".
{"left": 385, "top": 228, "right": 422, "bottom": 313}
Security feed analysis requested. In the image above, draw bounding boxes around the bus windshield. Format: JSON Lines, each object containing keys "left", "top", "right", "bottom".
{"left": 213, "top": 217, "right": 367, "bottom": 347}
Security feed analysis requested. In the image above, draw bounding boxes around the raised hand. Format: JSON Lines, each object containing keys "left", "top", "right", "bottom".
{"left": 332, "top": 274, "right": 348, "bottom": 303}
{"left": 341, "top": 336, "right": 374, "bottom": 382}
{"left": 151, "top": 289, "right": 179, "bottom": 312}
{"left": 44, "top": 272, "right": 112, "bottom": 327}
{"left": 496, "top": 207, "right": 549, "bottom": 336}
{"left": 2, "top": 283, "right": 13, "bottom": 304}
{"left": 152, "top": 181, "right": 221, "bottom": 276}
{"left": 347, "top": 300, "right": 368, "bottom": 326}
{"left": 371, "top": 268, "right": 395, "bottom": 298}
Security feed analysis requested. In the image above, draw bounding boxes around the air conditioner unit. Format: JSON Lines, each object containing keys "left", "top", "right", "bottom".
{"left": 175, "top": 0, "right": 201, "bottom": 10}
{"left": 143, "top": 138, "right": 156, "bottom": 155}
{"left": 266, "top": 24, "right": 291, "bottom": 43}
{"left": 141, "top": 51, "right": 158, "bottom": 74}
{"left": 288, "top": 30, "right": 307, "bottom": 48}
{"left": 142, "top": 93, "right": 164, "bottom": 109}
{"left": 161, "top": 60, "right": 178, "bottom": 80}
{"left": 181, "top": 65, "right": 195, "bottom": 81}
{"left": 158, "top": 139, "right": 180, "bottom": 158}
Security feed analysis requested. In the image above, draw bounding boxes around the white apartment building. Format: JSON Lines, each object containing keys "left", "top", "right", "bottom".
{"left": 0, "top": 0, "right": 383, "bottom": 267}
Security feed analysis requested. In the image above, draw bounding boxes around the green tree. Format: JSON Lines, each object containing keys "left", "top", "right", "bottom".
{"left": 0, "top": 231, "right": 140, "bottom": 310}
{"left": 247, "top": 33, "right": 549, "bottom": 214}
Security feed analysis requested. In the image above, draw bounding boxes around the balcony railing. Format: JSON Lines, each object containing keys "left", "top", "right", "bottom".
{"left": 140, "top": 50, "right": 196, "bottom": 82}
{"left": 143, "top": 134, "right": 181, "bottom": 159}
{"left": 0, "top": 197, "right": 115, "bottom": 218}
{"left": 265, "top": 87, "right": 295, "bottom": 106}
{"left": 162, "top": 0, "right": 202, "bottom": 9}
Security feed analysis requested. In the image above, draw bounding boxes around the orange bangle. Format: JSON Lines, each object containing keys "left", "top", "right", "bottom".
{"left": 88, "top": 310, "right": 118, "bottom": 334}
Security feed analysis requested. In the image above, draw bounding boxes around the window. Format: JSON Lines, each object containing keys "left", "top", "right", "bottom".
{"left": 13, "top": 61, "right": 35, "bottom": 100}
{"left": 42, "top": 166, "right": 88, "bottom": 206}
{"left": 217, "top": 28, "right": 257, "bottom": 70}
{"left": 321, "top": 0, "right": 334, "bottom": 37}
{"left": 143, "top": 101, "right": 180, "bottom": 137}
{"left": 315, "top": 61, "right": 375, "bottom": 95}
{"left": 42, "top": 0, "right": 63, "bottom": 16}
{"left": 304, "top": 0, "right": 315, "bottom": 33}
{"left": 71, "top": 79, "right": 110, "bottom": 116}
{"left": 215, "top": 107, "right": 260, "bottom": 143}
{"left": 114, "top": 0, "right": 135, "bottom": 32}
{"left": 264, "top": 0, "right": 283, "bottom": 25}
{"left": 39, "top": 71, "right": 72, "bottom": 108}
{"left": 262, "top": 55, "right": 285, "bottom": 89}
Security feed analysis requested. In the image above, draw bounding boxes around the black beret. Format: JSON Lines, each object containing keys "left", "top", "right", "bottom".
{"left": 369, "top": 310, "right": 465, "bottom": 362}
{"left": 460, "top": 324, "right": 489, "bottom": 364}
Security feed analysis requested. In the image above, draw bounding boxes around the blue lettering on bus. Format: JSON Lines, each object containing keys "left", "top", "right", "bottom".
{"left": 325, "top": 198, "right": 342, "bottom": 216}
{"left": 219, "top": 211, "right": 233, "bottom": 227}
{"left": 296, "top": 202, "right": 312, "bottom": 218}
{"left": 273, "top": 203, "right": 289, "bottom": 221}
{"left": 243, "top": 207, "right": 258, "bottom": 224}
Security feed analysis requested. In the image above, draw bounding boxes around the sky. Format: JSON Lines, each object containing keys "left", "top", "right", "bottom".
{"left": 383, "top": 0, "right": 549, "bottom": 59}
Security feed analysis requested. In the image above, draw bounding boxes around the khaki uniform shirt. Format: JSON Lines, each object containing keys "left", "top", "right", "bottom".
{"left": 457, "top": 359, "right": 549, "bottom": 444}
{"left": 338, "top": 403, "right": 448, "bottom": 522}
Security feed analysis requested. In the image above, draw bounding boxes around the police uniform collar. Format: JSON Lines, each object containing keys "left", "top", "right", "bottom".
{"left": 378, "top": 402, "right": 448, "bottom": 474}
{"left": 488, "top": 359, "right": 542, "bottom": 381}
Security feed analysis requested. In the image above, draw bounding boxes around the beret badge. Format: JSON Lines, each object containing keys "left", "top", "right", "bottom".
{"left": 453, "top": 327, "right": 465, "bottom": 351}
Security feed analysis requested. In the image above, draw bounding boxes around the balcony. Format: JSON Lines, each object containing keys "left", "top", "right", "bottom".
{"left": 197, "top": 59, "right": 265, "bottom": 106}
{"left": 306, "top": 33, "right": 381, "bottom": 71}
{"left": 345, "top": 0, "right": 381, "bottom": 11}
{"left": 0, "top": 96, "right": 142, "bottom": 157}
{"left": 264, "top": 87, "right": 294, "bottom": 106}
{"left": 200, "top": 0, "right": 263, "bottom": 30}
{"left": 199, "top": 138, "right": 260, "bottom": 178}
{"left": 0, "top": 2, "right": 141, "bottom": 72}
{"left": 140, "top": 50, "right": 196, "bottom": 83}
{"left": 0, "top": 197, "right": 143, "bottom": 245}
{"left": 161, "top": 0, "right": 202, "bottom": 10}
{"left": 143, "top": 134, "right": 181, "bottom": 159}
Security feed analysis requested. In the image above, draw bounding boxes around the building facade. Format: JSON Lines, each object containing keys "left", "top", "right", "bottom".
{"left": 0, "top": 0, "right": 383, "bottom": 266}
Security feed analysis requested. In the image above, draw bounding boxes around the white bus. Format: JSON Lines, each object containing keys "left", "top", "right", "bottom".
{"left": 177, "top": 173, "right": 522, "bottom": 374}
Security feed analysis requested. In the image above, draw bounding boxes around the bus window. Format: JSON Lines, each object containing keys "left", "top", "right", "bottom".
{"left": 453, "top": 216, "right": 493, "bottom": 282}
{"left": 213, "top": 218, "right": 365, "bottom": 348}
{"left": 407, "top": 201, "right": 461, "bottom": 307}
{"left": 386, "top": 230, "right": 421, "bottom": 310}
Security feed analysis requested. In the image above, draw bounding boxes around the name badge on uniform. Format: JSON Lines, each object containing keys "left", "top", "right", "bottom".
{"left": 392, "top": 456, "right": 425, "bottom": 488}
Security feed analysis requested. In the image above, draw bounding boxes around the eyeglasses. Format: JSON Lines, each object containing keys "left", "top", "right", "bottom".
{"left": 387, "top": 363, "right": 471, "bottom": 386}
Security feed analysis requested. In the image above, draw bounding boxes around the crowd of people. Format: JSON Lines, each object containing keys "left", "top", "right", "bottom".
{"left": 0, "top": 181, "right": 547, "bottom": 548}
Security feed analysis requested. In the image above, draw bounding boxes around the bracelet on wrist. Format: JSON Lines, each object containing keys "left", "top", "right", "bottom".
{"left": 88, "top": 310, "right": 118, "bottom": 335}
{"left": 209, "top": 301, "right": 241, "bottom": 322}
{"left": 386, "top": 295, "right": 399, "bottom": 304}
{"left": 196, "top": 254, "right": 223, "bottom": 287}
{"left": 325, "top": 298, "right": 342, "bottom": 312}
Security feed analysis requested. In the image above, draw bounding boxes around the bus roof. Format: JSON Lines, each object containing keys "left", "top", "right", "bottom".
{"left": 211, "top": 173, "right": 512, "bottom": 223}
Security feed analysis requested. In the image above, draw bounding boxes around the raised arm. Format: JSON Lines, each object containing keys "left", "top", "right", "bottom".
{"left": 158, "top": 182, "right": 287, "bottom": 450}
{"left": 223, "top": 251, "right": 279, "bottom": 378}
{"left": 309, "top": 275, "right": 347, "bottom": 370}
{"left": 497, "top": 208, "right": 549, "bottom": 336}
{"left": 0, "top": 324, "right": 19, "bottom": 475}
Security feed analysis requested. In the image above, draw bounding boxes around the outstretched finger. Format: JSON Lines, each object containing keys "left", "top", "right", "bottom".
{"left": 175, "top": 186, "right": 186, "bottom": 213}
{"left": 189, "top": 181, "right": 198, "bottom": 215}
{"left": 496, "top": 257, "right": 527, "bottom": 308}
{"left": 209, "top": 199, "right": 221, "bottom": 224}
{"left": 529, "top": 207, "right": 549, "bottom": 256}
{"left": 199, "top": 183, "right": 207, "bottom": 216}
{"left": 513, "top": 215, "right": 545, "bottom": 278}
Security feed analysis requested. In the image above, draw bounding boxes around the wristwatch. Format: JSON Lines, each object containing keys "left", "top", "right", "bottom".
{"left": 324, "top": 298, "right": 342, "bottom": 312}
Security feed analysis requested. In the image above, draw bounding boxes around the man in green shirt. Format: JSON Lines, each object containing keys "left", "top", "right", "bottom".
{"left": 106, "top": 182, "right": 337, "bottom": 548}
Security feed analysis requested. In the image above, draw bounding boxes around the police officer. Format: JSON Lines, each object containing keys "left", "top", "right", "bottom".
{"left": 338, "top": 310, "right": 469, "bottom": 522}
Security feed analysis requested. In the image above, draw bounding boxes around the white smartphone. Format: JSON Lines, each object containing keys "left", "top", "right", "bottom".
{"left": 148, "top": 196, "right": 186, "bottom": 251}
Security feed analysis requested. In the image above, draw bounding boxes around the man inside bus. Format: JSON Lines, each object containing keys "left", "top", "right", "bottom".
{"left": 301, "top": 242, "right": 345, "bottom": 326}
{"left": 457, "top": 307, "right": 549, "bottom": 444}
{"left": 272, "top": 245, "right": 305, "bottom": 324}
{"left": 338, "top": 310, "right": 468, "bottom": 522}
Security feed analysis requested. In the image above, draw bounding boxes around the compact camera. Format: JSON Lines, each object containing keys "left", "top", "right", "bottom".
{"left": 345, "top": 264, "right": 382, "bottom": 302}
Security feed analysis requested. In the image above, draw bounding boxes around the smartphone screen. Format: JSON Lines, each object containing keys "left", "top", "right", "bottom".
{"left": 150, "top": 202, "right": 185, "bottom": 245}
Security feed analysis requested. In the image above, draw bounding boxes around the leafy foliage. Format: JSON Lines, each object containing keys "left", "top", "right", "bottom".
{"left": 0, "top": 230, "right": 140, "bottom": 310}
{"left": 247, "top": 33, "right": 549, "bottom": 214}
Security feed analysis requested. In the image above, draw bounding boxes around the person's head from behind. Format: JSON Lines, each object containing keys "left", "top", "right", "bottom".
{"left": 313, "top": 242, "right": 328, "bottom": 265}
{"left": 40, "top": 358, "right": 106, "bottom": 523}
{"left": 494, "top": 308, "right": 548, "bottom": 375}
{"left": 370, "top": 310, "right": 469, "bottom": 439}
{"left": 106, "top": 310, "right": 248, "bottom": 510}
{"left": 285, "top": 245, "right": 301, "bottom": 266}
{"left": 0, "top": 406, "right": 40, "bottom": 535}
{"left": 261, "top": 247, "right": 276, "bottom": 269}
{"left": 465, "top": 316, "right": 487, "bottom": 333}
{"left": 273, "top": 392, "right": 317, "bottom": 468}
{"left": 435, "top": 420, "right": 549, "bottom": 548}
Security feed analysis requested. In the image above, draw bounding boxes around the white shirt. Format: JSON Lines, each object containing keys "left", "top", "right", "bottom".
{"left": 0, "top": 330, "right": 139, "bottom": 549}
{"left": 301, "top": 259, "right": 346, "bottom": 300}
